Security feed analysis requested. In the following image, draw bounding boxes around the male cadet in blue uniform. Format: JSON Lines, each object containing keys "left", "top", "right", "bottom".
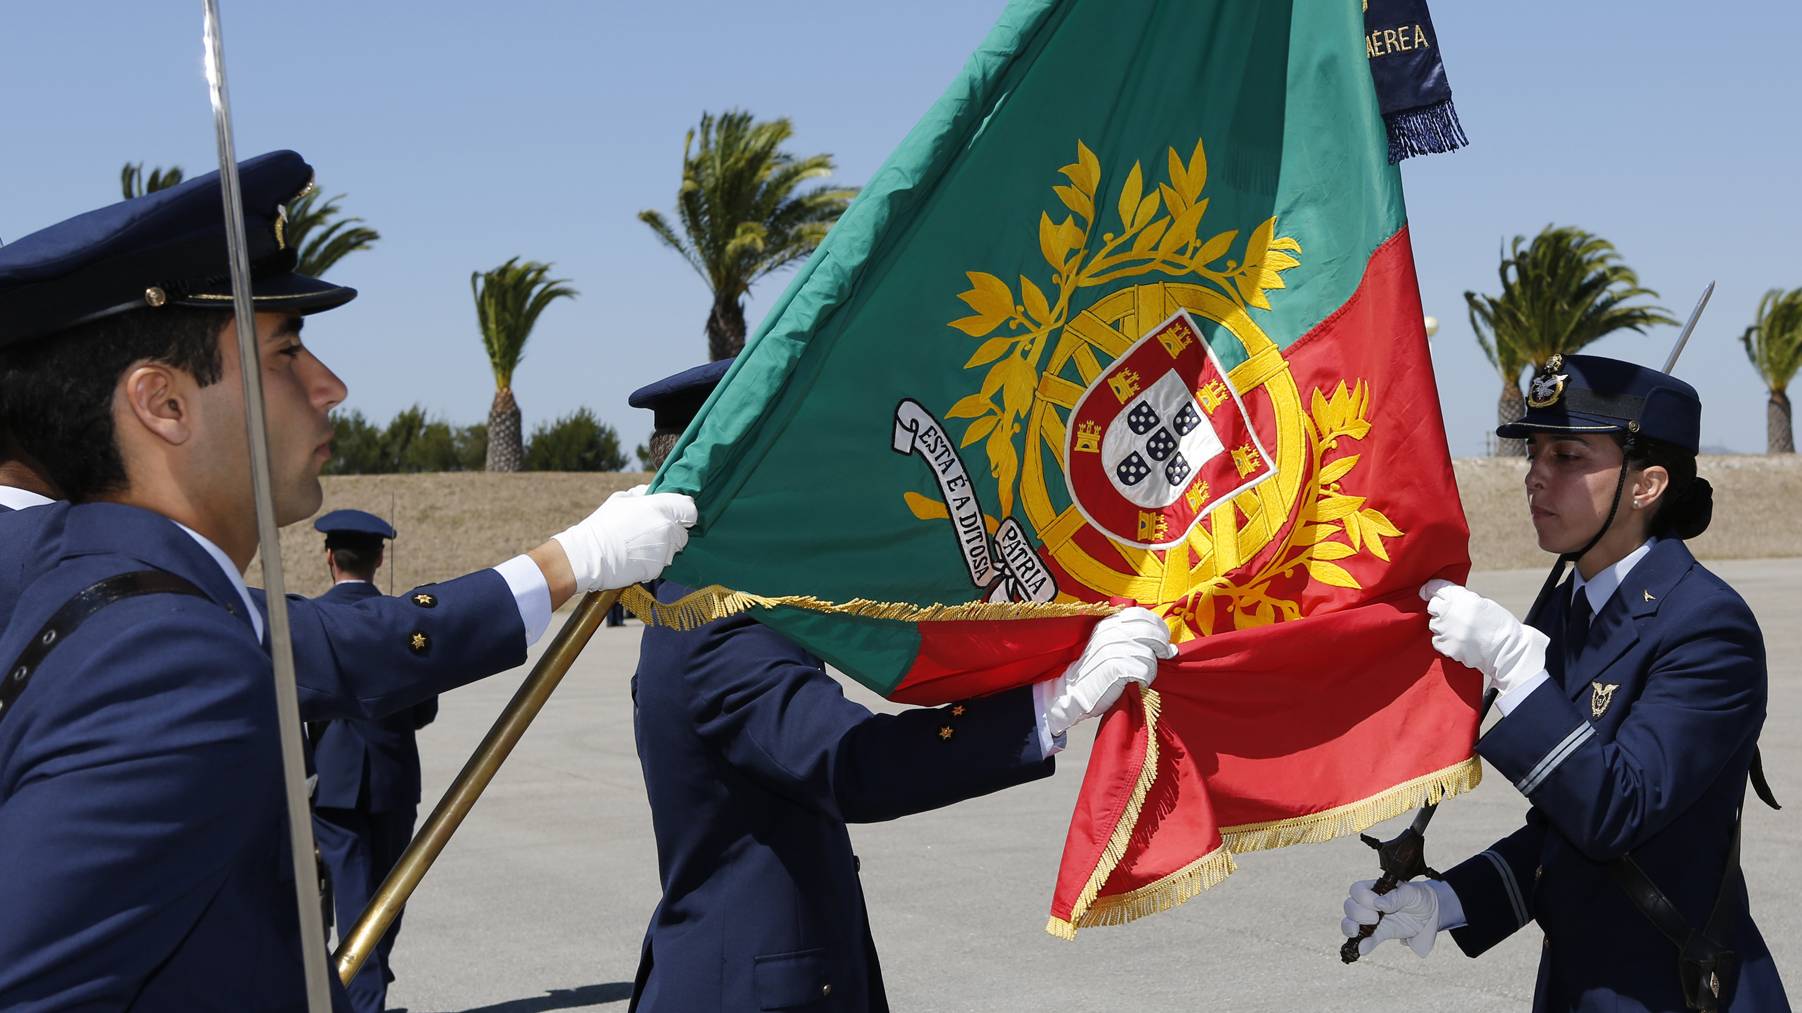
{"left": 0, "top": 151, "right": 696, "bottom": 1011}
{"left": 308, "top": 509, "right": 433, "bottom": 1013}
{"left": 1339, "top": 356, "right": 1788, "bottom": 1011}
{"left": 625, "top": 363, "right": 1179, "bottom": 1012}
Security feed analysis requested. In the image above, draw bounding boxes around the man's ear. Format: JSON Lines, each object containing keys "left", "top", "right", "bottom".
{"left": 119, "top": 363, "right": 193, "bottom": 447}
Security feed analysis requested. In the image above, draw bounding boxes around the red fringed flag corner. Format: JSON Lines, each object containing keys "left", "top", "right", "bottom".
{"left": 638, "top": 0, "right": 1482, "bottom": 936}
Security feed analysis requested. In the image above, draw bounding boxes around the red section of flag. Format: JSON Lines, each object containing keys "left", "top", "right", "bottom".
{"left": 1052, "top": 227, "right": 1480, "bottom": 930}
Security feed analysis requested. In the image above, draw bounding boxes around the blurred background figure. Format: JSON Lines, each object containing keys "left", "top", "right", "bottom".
{"left": 309, "top": 508, "right": 432, "bottom": 1013}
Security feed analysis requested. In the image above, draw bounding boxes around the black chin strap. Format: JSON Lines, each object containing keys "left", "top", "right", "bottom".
{"left": 1522, "top": 442, "right": 1635, "bottom": 628}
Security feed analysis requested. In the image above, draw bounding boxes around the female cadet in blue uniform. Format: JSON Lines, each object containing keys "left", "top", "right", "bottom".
{"left": 0, "top": 153, "right": 697, "bottom": 1011}
{"left": 1338, "top": 355, "right": 1790, "bottom": 1011}
{"left": 624, "top": 363, "right": 1178, "bottom": 1013}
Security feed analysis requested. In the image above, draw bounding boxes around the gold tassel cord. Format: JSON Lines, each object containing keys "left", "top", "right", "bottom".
{"left": 1219, "top": 756, "right": 1483, "bottom": 854}
{"left": 1044, "top": 686, "right": 1165, "bottom": 940}
{"left": 619, "top": 582, "right": 1119, "bottom": 630}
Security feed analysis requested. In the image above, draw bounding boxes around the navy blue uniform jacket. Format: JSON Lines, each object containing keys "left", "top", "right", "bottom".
{"left": 629, "top": 580, "right": 1054, "bottom": 1012}
{"left": 1442, "top": 539, "right": 1789, "bottom": 1011}
{"left": 0, "top": 503, "right": 526, "bottom": 1010}
{"left": 309, "top": 580, "right": 438, "bottom": 812}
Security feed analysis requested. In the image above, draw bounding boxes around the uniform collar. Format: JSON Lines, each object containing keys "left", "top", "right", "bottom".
{"left": 0, "top": 485, "right": 54, "bottom": 511}
{"left": 1570, "top": 538, "right": 1656, "bottom": 616}
{"left": 172, "top": 521, "right": 264, "bottom": 643}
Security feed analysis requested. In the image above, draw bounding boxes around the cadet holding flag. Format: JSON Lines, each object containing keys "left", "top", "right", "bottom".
{"left": 1339, "top": 356, "right": 1789, "bottom": 1012}
{"left": 0, "top": 153, "right": 695, "bottom": 1010}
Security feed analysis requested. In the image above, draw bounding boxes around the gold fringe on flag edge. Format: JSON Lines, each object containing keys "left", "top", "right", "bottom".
{"left": 1044, "top": 685, "right": 1166, "bottom": 941}
{"left": 623, "top": 587, "right": 1484, "bottom": 937}
{"left": 1046, "top": 752, "right": 1483, "bottom": 939}
{"left": 619, "top": 583, "right": 1118, "bottom": 628}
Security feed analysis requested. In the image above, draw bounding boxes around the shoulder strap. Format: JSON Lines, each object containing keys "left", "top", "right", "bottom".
{"left": 0, "top": 570, "right": 208, "bottom": 725}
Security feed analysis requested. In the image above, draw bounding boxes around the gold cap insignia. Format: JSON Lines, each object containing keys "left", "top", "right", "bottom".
{"left": 1527, "top": 363, "right": 1568, "bottom": 408}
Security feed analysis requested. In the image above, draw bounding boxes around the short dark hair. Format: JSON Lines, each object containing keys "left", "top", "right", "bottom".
{"left": 0, "top": 306, "right": 227, "bottom": 501}
{"left": 326, "top": 535, "right": 384, "bottom": 580}
{"left": 1626, "top": 436, "right": 1711, "bottom": 540}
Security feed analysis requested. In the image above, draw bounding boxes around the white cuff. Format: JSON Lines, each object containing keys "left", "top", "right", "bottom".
{"left": 1495, "top": 670, "right": 1552, "bottom": 716}
{"left": 1427, "top": 879, "right": 1467, "bottom": 930}
{"left": 493, "top": 554, "right": 553, "bottom": 647}
{"left": 1030, "top": 679, "right": 1067, "bottom": 758}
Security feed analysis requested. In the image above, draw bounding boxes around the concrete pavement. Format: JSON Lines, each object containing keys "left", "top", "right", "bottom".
{"left": 382, "top": 560, "right": 1800, "bottom": 1012}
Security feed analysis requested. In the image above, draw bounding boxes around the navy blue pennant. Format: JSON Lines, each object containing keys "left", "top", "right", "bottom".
{"left": 1364, "top": 0, "right": 1469, "bottom": 162}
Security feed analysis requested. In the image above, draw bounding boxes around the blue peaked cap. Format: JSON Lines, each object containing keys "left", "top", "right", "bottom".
{"left": 0, "top": 150, "right": 356, "bottom": 349}
{"left": 1498, "top": 354, "right": 1701, "bottom": 454}
{"left": 313, "top": 508, "right": 396, "bottom": 540}
{"left": 629, "top": 358, "right": 732, "bottom": 432}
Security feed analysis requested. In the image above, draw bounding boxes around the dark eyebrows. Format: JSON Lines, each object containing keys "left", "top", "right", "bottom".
{"left": 273, "top": 314, "right": 304, "bottom": 339}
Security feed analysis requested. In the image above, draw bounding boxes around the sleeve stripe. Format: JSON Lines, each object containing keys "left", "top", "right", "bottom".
{"left": 1478, "top": 849, "right": 1528, "bottom": 927}
{"left": 1516, "top": 722, "right": 1595, "bottom": 795}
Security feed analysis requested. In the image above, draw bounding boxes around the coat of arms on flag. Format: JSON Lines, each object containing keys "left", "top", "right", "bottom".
{"left": 633, "top": 0, "right": 1482, "bottom": 938}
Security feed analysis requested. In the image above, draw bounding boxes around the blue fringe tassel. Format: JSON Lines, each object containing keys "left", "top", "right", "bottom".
{"left": 1385, "top": 100, "right": 1468, "bottom": 163}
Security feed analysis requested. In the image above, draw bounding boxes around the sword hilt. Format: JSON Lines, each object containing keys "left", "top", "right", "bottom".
{"left": 1341, "top": 827, "right": 1439, "bottom": 964}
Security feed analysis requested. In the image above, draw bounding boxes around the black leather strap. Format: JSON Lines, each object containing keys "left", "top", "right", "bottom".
{"left": 0, "top": 570, "right": 207, "bottom": 725}
{"left": 1609, "top": 820, "right": 1743, "bottom": 1010}
{"left": 1750, "top": 748, "right": 1781, "bottom": 811}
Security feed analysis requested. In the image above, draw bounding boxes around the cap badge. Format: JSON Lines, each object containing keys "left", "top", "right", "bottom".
{"left": 1527, "top": 363, "right": 1567, "bottom": 408}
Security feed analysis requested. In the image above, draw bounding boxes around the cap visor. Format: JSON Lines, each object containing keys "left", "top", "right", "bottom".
{"left": 1496, "top": 410, "right": 1627, "bottom": 440}
{"left": 175, "top": 272, "right": 356, "bottom": 315}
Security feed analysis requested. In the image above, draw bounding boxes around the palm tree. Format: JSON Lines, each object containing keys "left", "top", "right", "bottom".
{"left": 1465, "top": 225, "right": 1674, "bottom": 456}
{"left": 120, "top": 163, "right": 184, "bottom": 198}
{"left": 639, "top": 110, "right": 856, "bottom": 360}
{"left": 472, "top": 258, "right": 577, "bottom": 471}
{"left": 1741, "top": 288, "right": 1802, "bottom": 454}
{"left": 284, "top": 190, "right": 380, "bottom": 277}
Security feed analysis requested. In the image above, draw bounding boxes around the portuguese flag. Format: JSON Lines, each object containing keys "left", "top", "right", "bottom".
{"left": 639, "top": 0, "right": 1482, "bottom": 935}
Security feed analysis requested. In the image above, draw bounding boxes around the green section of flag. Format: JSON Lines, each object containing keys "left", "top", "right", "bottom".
{"left": 656, "top": 0, "right": 1406, "bottom": 691}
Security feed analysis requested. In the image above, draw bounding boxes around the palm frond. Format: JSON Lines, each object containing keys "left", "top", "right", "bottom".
{"left": 1743, "top": 288, "right": 1802, "bottom": 392}
{"left": 285, "top": 190, "right": 380, "bottom": 278}
{"left": 471, "top": 257, "right": 579, "bottom": 388}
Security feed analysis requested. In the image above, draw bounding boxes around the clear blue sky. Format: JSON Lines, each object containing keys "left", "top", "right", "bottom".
{"left": 5, "top": 1, "right": 1799, "bottom": 457}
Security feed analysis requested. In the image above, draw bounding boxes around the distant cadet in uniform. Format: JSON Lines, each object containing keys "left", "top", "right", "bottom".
{"left": 625, "top": 362, "right": 1178, "bottom": 1012}
{"left": 1338, "top": 355, "right": 1790, "bottom": 1011}
{"left": 0, "top": 151, "right": 696, "bottom": 1010}
{"left": 307, "top": 509, "right": 431, "bottom": 1013}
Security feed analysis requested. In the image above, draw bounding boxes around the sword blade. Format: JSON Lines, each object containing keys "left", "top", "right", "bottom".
{"left": 202, "top": 4, "right": 332, "bottom": 1010}
{"left": 1662, "top": 281, "right": 1715, "bottom": 374}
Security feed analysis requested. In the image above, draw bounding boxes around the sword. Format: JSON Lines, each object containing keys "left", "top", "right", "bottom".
{"left": 1344, "top": 281, "right": 1717, "bottom": 963}
{"left": 202, "top": 4, "right": 333, "bottom": 1009}
{"left": 1663, "top": 282, "right": 1714, "bottom": 374}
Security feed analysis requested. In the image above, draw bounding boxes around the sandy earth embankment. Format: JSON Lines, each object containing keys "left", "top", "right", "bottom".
{"left": 250, "top": 456, "right": 1802, "bottom": 597}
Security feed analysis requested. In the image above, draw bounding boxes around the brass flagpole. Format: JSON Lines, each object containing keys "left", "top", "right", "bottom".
{"left": 335, "top": 587, "right": 622, "bottom": 984}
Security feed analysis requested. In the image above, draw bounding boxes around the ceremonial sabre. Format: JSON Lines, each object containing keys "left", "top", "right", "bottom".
{"left": 336, "top": 587, "right": 624, "bottom": 984}
{"left": 1664, "top": 281, "right": 1714, "bottom": 374}
{"left": 201, "top": 4, "right": 333, "bottom": 1009}
{"left": 1343, "top": 281, "right": 1716, "bottom": 964}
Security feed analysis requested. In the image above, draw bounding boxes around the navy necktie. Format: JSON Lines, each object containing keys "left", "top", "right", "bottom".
{"left": 1564, "top": 584, "right": 1593, "bottom": 674}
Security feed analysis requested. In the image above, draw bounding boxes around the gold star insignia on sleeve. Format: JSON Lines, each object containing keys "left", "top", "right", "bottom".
{"left": 938, "top": 726, "right": 954, "bottom": 741}
{"left": 408, "top": 631, "right": 429, "bottom": 653}
{"left": 951, "top": 705, "right": 966, "bottom": 717}
{"left": 413, "top": 592, "right": 437, "bottom": 608}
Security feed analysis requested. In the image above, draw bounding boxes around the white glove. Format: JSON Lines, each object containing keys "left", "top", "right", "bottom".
{"left": 1420, "top": 579, "right": 1547, "bottom": 698}
{"left": 1040, "top": 607, "right": 1177, "bottom": 738}
{"left": 1341, "top": 879, "right": 1440, "bottom": 957}
{"left": 553, "top": 485, "right": 697, "bottom": 591}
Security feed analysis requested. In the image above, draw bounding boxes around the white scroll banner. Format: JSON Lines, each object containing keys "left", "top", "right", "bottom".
{"left": 892, "top": 399, "right": 1002, "bottom": 588}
